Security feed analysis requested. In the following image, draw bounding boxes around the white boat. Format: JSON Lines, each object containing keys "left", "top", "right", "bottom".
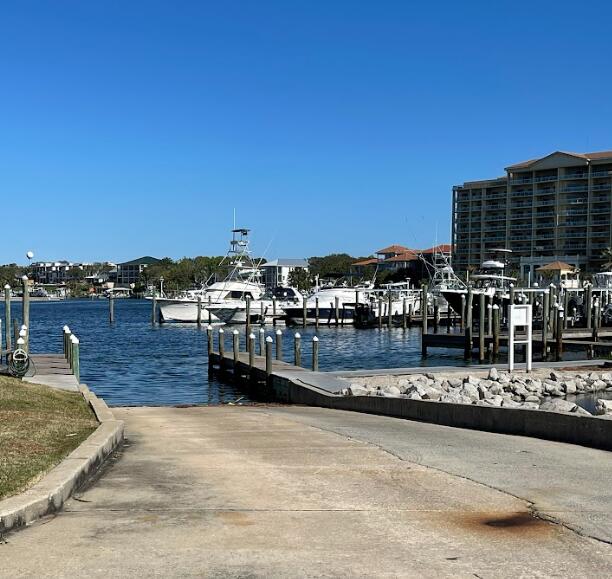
{"left": 207, "top": 286, "right": 304, "bottom": 324}
{"left": 156, "top": 228, "right": 266, "bottom": 323}
{"left": 283, "top": 282, "right": 375, "bottom": 325}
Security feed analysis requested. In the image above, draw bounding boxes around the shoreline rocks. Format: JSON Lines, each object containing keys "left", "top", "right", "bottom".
{"left": 341, "top": 368, "right": 612, "bottom": 417}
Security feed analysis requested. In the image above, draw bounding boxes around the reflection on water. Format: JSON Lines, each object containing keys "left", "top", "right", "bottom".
{"left": 1, "top": 299, "right": 477, "bottom": 406}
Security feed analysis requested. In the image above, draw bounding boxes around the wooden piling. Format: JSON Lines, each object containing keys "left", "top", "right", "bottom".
{"left": 315, "top": 297, "right": 320, "bottom": 329}
{"left": 542, "top": 290, "right": 549, "bottom": 361}
{"left": 245, "top": 296, "right": 251, "bottom": 336}
{"left": 248, "top": 333, "right": 255, "bottom": 368}
{"left": 312, "top": 336, "right": 319, "bottom": 371}
{"left": 446, "top": 302, "right": 451, "bottom": 334}
{"left": 208, "top": 296, "right": 212, "bottom": 325}
{"left": 259, "top": 328, "right": 265, "bottom": 356}
{"left": 207, "top": 325, "right": 213, "bottom": 356}
{"left": 433, "top": 299, "right": 439, "bottom": 334}
{"left": 275, "top": 329, "right": 283, "bottom": 361}
{"left": 109, "top": 294, "right": 115, "bottom": 323}
{"left": 302, "top": 298, "right": 307, "bottom": 328}
{"left": 408, "top": 302, "right": 413, "bottom": 325}
{"left": 460, "top": 294, "right": 465, "bottom": 331}
{"left": 294, "top": 332, "right": 301, "bottom": 366}
{"left": 402, "top": 298, "right": 407, "bottom": 330}
{"left": 492, "top": 304, "right": 500, "bottom": 360}
{"left": 555, "top": 306, "right": 563, "bottom": 361}
{"left": 232, "top": 330, "right": 240, "bottom": 367}
{"left": 422, "top": 285, "right": 428, "bottom": 335}
{"left": 563, "top": 290, "right": 569, "bottom": 330}
{"left": 378, "top": 296, "right": 383, "bottom": 329}
{"left": 218, "top": 328, "right": 225, "bottom": 359}
{"left": 464, "top": 287, "right": 473, "bottom": 360}
{"left": 265, "top": 337, "right": 273, "bottom": 376}
{"left": 71, "top": 336, "right": 80, "bottom": 383}
{"left": 272, "top": 296, "right": 277, "bottom": 317}
{"left": 586, "top": 284, "right": 593, "bottom": 329}
{"left": 152, "top": 293, "right": 158, "bottom": 325}
{"left": 478, "top": 293, "right": 485, "bottom": 363}
{"left": 4, "top": 285, "right": 11, "bottom": 352}
{"left": 334, "top": 296, "right": 340, "bottom": 326}
{"left": 387, "top": 292, "right": 393, "bottom": 329}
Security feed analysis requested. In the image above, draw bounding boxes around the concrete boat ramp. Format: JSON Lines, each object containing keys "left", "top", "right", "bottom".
{"left": 4, "top": 403, "right": 612, "bottom": 577}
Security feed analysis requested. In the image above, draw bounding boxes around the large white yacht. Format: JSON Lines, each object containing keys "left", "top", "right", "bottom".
{"left": 283, "top": 281, "right": 375, "bottom": 325}
{"left": 156, "top": 229, "right": 266, "bottom": 323}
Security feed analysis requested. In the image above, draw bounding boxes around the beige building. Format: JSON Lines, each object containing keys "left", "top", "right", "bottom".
{"left": 452, "top": 150, "right": 612, "bottom": 280}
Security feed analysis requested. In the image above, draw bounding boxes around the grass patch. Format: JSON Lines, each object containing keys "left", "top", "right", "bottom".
{"left": 0, "top": 375, "right": 98, "bottom": 500}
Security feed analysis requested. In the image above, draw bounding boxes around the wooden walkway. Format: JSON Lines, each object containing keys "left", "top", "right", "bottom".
{"left": 23, "top": 354, "right": 80, "bottom": 392}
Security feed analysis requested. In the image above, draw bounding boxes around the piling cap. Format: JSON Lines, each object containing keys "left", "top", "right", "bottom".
{"left": 17, "top": 337, "right": 25, "bottom": 345}
{"left": 492, "top": 304, "right": 499, "bottom": 310}
{"left": 63, "top": 325, "right": 70, "bottom": 332}
{"left": 219, "top": 328, "right": 224, "bottom": 334}
{"left": 4, "top": 284, "right": 10, "bottom": 289}
{"left": 21, "top": 324, "right": 27, "bottom": 331}
{"left": 533, "top": 282, "right": 539, "bottom": 287}
{"left": 276, "top": 329, "right": 282, "bottom": 335}
{"left": 259, "top": 328, "right": 265, "bottom": 333}
{"left": 70, "top": 335, "right": 79, "bottom": 344}
{"left": 294, "top": 332, "right": 301, "bottom": 338}
{"left": 19, "top": 329, "right": 27, "bottom": 338}
{"left": 249, "top": 333, "right": 255, "bottom": 339}
{"left": 313, "top": 336, "right": 319, "bottom": 342}
{"left": 233, "top": 329, "right": 239, "bottom": 335}
{"left": 21, "top": 275, "right": 28, "bottom": 281}
{"left": 207, "top": 324, "right": 213, "bottom": 330}
{"left": 265, "top": 336, "right": 273, "bottom": 343}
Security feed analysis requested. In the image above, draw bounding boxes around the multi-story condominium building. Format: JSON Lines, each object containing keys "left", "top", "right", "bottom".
{"left": 115, "top": 256, "right": 160, "bottom": 286}
{"left": 261, "top": 258, "right": 309, "bottom": 288}
{"left": 452, "top": 150, "right": 612, "bottom": 280}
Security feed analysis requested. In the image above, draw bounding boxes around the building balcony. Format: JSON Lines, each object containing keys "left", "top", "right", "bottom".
{"left": 562, "top": 185, "right": 589, "bottom": 193}
{"left": 511, "top": 190, "right": 533, "bottom": 197}
{"left": 561, "top": 172, "right": 588, "bottom": 180}
{"left": 510, "top": 177, "right": 533, "bottom": 185}
{"left": 592, "top": 170, "right": 612, "bottom": 178}
{"left": 533, "top": 175, "right": 558, "bottom": 183}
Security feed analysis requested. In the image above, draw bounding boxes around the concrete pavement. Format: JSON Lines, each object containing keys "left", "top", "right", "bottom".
{"left": 2, "top": 406, "right": 612, "bottom": 577}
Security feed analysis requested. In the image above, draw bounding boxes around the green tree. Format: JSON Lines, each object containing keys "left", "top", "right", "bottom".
{"left": 602, "top": 247, "right": 612, "bottom": 271}
{"left": 0, "top": 264, "right": 25, "bottom": 287}
{"left": 288, "top": 268, "right": 312, "bottom": 291}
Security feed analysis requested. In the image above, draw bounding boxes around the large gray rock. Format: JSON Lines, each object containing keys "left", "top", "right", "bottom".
{"left": 488, "top": 367, "right": 499, "bottom": 381}
{"left": 595, "top": 399, "right": 612, "bottom": 416}
{"left": 539, "top": 399, "right": 578, "bottom": 414}
{"left": 550, "top": 370, "right": 564, "bottom": 382}
{"left": 562, "top": 380, "right": 577, "bottom": 395}
{"left": 384, "top": 385, "right": 401, "bottom": 396}
{"left": 524, "top": 395, "right": 540, "bottom": 403}
{"left": 521, "top": 402, "right": 539, "bottom": 410}
{"left": 422, "top": 387, "right": 442, "bottom": 401}
{"left": 592, "top": 380, "right": 607, "bottom": 392}
{"left": 489, "top": 382, "right": 503, "bottom": 395}
{"left": 460, "top": 383, "right": 480, "bottom": 401}
{"left": 447, "top": 377, "right": 462, "bottom": 389}
{"left": 464, "top": 375, "right": 481, "bottom": 386}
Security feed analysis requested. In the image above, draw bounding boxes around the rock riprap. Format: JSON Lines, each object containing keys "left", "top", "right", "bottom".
{"left": 342, "top": 369, "right": 612, "bottom": 416}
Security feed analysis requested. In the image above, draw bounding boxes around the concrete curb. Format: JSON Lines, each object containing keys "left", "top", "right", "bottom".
{"left": 269, "top": 372, "right": 612, "bottom": 452}
{"left": 0, "top": 384, "right": 124, "bottom": 535}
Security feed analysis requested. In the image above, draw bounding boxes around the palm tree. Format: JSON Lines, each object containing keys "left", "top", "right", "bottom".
{"left": 601, "top": 247, "right": 612, "bottom": 271}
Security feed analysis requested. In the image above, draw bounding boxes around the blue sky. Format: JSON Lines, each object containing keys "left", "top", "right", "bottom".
{"left": 2, "top": 1, "right": 612, "bottom": 263}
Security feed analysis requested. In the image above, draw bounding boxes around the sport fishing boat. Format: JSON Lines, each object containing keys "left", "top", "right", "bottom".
{"left": 206, "top": 286, "right": 304, "bottom": 324}
{"left": 441, "top": 249, "right": 516, "bottom": 314}
{"left": 283, "top": 281, "right": 375, "bottom": 325}
{"left": 156, "top": 228, "right": 266, "bottom": 323}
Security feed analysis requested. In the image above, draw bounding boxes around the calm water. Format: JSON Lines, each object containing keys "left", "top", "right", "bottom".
{"left": 1, "top": 299, "right": 472, "bottom": 406}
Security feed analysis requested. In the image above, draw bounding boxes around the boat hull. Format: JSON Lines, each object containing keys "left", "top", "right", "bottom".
{"left": 158, "top": 300, "right": 219, "bottom": 323}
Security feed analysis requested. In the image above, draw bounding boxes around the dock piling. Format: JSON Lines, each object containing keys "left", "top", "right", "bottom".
{"left": 387, "top": 292, "right": 393, "bottom": 329}
{"left": 334, "top": 296, "right": 340, "bottom": 326}
{"left": 275, "top": 329, "right": 283, "bottom": 361}
{"left": 207, "top": 325, "right": 213, "bottom": 356}
{"left": 218, "top": 328, "right": 225, "bottom": 360}
{"left": 542, "top": 291, "right": 549, "bottom": 360}
{"left": 245, "top": 296, "right": 251, "bottom": 334}
{"left": 402, "top": 298, "right": 407, "bottom": 330}
{"left": 70, "top": 335, "right": 80, "bottom": 383}
{"left": 248, "top": 333, "right": 255, "bottom": 368}
{"left": 315, "top": 297, "right": 320, "bottom": 329}
{"left": 492, "top": 304, "right": 500, "bottom": 360}
{"left": 586, "top": 284, "right": 593, "bottom": 329}
{"left": 109, "top": 294, "right": 115, "bottom": 323}
{"left": 302, "top": 299, "right": 307, "bottom": 328}
{"left": 265, "top": 337, "right": 273, "bottom": 377}
{"left": 259, "top": 328, "right": 265, "bottom": 356}
{"left": 555, "top": 305, "right": 563, "bottom": 361}
{"left": 312, "top": 336, "right": 319, "bottom": 371}
{"left": 22, "top": 277, "right": 30, "bottom": 351}
{"left": 152, "top": 292, "right": 158, "bottom": 325}
{"left": 433, "top": 299, "right": 439, "bottom": 334}
{"left": 294, "top": 332, "right": 301, "bottom": 366}
{"left": 464, "top": 287, "right": 473, "bottom": 360}
{"left": 232, "top": 330, "right": 240, "bottom": 367}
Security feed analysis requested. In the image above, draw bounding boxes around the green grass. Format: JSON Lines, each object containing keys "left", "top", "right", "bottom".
{"left": 0, "top": 375, "right": 98, "bottom": 500}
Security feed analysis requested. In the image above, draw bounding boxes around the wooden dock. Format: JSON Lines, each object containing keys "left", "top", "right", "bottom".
{"left": 23, "top": 354, "right": 80, "bottom": 392}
